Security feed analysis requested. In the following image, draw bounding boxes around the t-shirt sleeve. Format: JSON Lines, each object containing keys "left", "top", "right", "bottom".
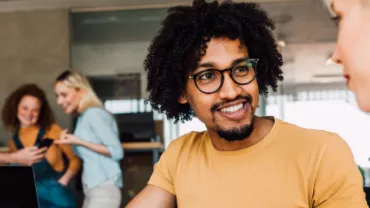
{"left": 147, "top": 139, "right": 182, "bottom": 195}
{"left": 313, "top": 134, "right": 367, "bottom": 207}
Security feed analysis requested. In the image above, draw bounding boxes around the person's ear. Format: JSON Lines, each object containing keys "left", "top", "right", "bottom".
{"left": 178, "top": 92, "right": 188, "bottom": 104}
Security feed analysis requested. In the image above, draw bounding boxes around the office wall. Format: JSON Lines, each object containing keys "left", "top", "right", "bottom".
{"left": 72, "top": 41, "right": 150, "bottom": 98}
{"left": 0, "top": 9, "right": 71, "bottom": 145}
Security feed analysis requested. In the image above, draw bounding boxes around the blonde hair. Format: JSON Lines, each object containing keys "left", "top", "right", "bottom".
{"left": 55, "top": 70, "right": 103, "bottom": 113}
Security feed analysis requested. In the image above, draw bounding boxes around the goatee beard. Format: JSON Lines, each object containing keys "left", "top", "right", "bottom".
{"left": 217, "top": 119, "right": 254, "bottom": 142}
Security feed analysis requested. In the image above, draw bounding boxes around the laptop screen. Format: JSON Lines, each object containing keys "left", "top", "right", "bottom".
{"left": 0, "top": 166, "right": 39, "bottom": 208}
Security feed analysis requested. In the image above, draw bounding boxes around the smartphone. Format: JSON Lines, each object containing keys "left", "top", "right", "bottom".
{"left": 38, "top": 138, "right": 54, "bottom": 149}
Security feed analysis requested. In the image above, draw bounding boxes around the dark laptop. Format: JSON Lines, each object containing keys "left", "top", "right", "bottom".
{"left": 0, "top": 166, "right": 39, "bottom": 208}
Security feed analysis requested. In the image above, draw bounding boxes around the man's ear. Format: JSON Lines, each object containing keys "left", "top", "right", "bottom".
{"left": 178, "top": 92, "right": 188, "bottom": 104}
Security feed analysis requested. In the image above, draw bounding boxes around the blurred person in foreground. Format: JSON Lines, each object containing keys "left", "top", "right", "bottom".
{"left": 325, "top": 0, "right": 370, "bottom": 112}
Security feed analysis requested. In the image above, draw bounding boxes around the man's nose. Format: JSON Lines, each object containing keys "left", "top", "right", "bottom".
{"left": 218, "top": 73, "right": 241, "bottom": 100}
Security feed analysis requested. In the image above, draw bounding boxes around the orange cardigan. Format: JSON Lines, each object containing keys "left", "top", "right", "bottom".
{"left": 9, "top": 123, "right": 81, "bottom": 173}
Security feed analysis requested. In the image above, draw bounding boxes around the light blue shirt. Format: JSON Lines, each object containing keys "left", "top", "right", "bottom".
{"left": 73, "top": 107, "right": 124, "bottom": 190}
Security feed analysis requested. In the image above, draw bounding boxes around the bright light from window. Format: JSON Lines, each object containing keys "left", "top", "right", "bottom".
{"left": 105, "top": 99, "right": 151, "bottom": 114}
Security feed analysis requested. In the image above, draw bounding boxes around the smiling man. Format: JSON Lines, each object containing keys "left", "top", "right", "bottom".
{"left": 127, "top": 0, "right": 367, "bottom": 207}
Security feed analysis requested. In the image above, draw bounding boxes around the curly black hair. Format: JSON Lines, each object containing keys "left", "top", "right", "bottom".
{"left": 145, "top": 0, "right": 284, "bottom": 123}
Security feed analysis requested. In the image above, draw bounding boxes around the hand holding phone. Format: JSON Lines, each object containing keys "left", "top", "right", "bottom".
{"left": 38, "top": 138, "right": 54, "bottom": 149}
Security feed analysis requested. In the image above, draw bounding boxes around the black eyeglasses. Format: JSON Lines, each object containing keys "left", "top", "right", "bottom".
{"left": 188, "top": 58, "right": 258, "bottom": 94}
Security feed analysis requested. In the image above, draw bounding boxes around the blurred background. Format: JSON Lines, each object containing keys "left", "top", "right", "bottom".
{"left": 0, "top": 0, "right": 368, "bottom": 206}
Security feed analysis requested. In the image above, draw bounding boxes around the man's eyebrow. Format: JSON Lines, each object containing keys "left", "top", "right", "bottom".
{"left": 192, "top": 57, "right": 248, "bottom": 74}
{"left": 230, "top": 58, "right": 248, "bottom": 66}
{"left": 197, "top": 58, "right": 247, "bottom": 69}
{"left": 198, "top": 62, "right": 216, "bottom": 68}
{"left": 190, "top": 62, "right": 215, "bottom": 74}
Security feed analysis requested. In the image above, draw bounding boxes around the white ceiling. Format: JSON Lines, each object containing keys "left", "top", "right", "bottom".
{"left": 0, "top": 0, "right": 313, "bottom": 12}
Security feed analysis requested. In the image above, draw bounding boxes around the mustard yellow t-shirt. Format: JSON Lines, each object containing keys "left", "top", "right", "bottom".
{"left": 148, "top": 118, "right": 367, "bottom": 208}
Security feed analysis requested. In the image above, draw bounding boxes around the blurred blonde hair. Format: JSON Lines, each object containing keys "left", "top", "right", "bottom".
{"left": 55, "top": 70, "right": 103, "bottom": 113}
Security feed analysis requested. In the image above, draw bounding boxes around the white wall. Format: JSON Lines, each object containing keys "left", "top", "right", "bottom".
{"left": 281, "top": 42, "right": 342, "bottom": 84}
{"left": 72, "top": 41, "right": 150, "bottom": 98}
{"left": 0, "top": 9, "right": 70, "bottom": 145}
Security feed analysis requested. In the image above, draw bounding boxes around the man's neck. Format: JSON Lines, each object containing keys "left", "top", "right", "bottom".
{"left": 208, "top": 116, "right": 274, "bottom": 151}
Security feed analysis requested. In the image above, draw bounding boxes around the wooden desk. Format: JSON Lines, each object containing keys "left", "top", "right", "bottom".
{"left": 122, "top": 142, "right": 162, "bottom": 150}
{"left": 122, "top": 142, "right": 164, "bottom": 165}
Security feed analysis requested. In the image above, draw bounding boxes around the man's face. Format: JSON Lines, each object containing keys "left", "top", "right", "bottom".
{"left": 329, "top": 0, "right": 370, "bottom": 112}
{"left": 179, "top": 38, "right": 260, "bottom": 141}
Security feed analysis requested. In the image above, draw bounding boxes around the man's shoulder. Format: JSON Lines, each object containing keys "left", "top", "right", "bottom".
{"left": 276, "top": 119, "right": 347, "bottom": 149}
{"left": 274, "top": 120, "right": 352, "bottom": 170}
{"left": 165, "top": 131, "right": 207, "bottom": 152}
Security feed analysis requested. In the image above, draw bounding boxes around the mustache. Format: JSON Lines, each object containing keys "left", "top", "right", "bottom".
{"left": 210, "top": 95, "right": 252, "bottom": 112}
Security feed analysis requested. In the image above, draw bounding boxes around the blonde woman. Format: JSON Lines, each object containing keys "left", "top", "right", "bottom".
{"left": 54, "top": 70, "right": 123, "bottom": 208}
{"left": 324, "top": 0, "right": 370, "bottom": 112}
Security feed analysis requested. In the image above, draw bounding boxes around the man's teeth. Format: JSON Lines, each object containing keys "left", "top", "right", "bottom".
{"left": 220, "top": 103, "right": 244, "bottom": 113}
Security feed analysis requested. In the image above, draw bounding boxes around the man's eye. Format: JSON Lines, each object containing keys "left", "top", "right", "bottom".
{"left": 199, "top": 72, "right": 216, "bottom": 80}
